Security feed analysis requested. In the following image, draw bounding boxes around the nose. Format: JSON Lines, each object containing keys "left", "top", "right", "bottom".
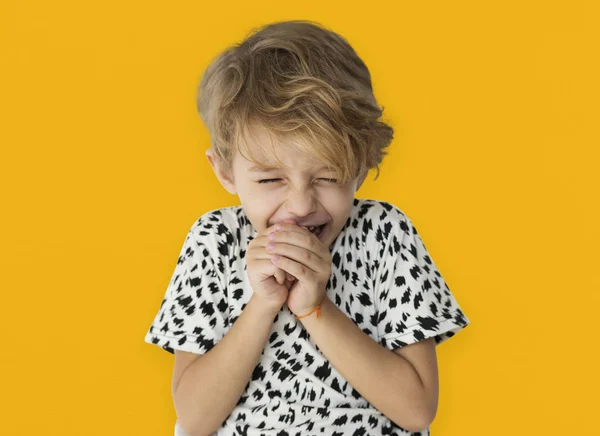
{"left": 285, "top": 185, "right": 317, "bottom": 218}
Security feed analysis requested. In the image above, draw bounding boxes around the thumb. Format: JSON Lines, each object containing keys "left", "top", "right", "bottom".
{"left": 262, "top": 274, "right": 290, "bottom": 298}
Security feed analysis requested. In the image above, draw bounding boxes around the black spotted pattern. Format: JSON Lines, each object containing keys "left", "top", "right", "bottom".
{"left": 146, "top": 198, "right": 470, "bottom": 435}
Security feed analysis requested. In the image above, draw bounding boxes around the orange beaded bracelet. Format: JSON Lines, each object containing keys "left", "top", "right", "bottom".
{"left": 295, "top": 294, "right": 328, "bottom": 319}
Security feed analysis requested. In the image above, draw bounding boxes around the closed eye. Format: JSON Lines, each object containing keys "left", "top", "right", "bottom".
{"left": 258, "top": 178, "right": 338, "bottom": 184}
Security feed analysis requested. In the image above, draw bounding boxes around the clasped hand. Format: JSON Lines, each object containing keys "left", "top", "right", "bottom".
{"left": 266, "top": 219, "right": 331, "bottom": 316}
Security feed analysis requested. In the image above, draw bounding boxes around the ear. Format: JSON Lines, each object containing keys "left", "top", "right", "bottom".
{"left": 206, "top": 148, "right": 237, "bottom": 195}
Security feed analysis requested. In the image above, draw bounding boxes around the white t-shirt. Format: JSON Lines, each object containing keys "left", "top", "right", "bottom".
{"left": 145, "top": 198, "right": 470, "bottom": 436}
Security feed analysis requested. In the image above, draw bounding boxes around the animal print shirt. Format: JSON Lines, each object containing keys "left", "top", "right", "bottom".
{"left": 144, "top": 198, "right": 470, "bottom": 436}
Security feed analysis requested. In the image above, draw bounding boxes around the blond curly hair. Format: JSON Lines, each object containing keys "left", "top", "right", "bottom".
{"left": 196, "top": 20, "right": 394, "bottom": 183}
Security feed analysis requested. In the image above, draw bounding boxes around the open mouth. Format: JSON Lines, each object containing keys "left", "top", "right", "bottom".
{"left": 305, "top": 223, "right": 326, "bottom": 240}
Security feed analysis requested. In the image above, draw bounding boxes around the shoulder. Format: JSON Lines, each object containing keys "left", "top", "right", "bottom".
{"left": 186, "top": 205, "right": 248, "bottom": 257}
{"left": 349, "top": 198, "right": 413, "bottom": 246}
{"left": 190, "top": 206, "right": 251, "bottom": 238}
{"left": 351, "top": 198, "right": 409, "bottom": 225}
{"left": 189, "top": 206, "right": 236, "bottom": 234}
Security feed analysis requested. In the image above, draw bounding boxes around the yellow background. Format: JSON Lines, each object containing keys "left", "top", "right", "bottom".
{"left": 1, "top": 0, "right": 598, "bottom": 434}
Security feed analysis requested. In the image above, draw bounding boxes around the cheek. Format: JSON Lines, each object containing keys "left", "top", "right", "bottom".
{"left": 240, "top": 190, "right": 279, "bottom": 219}
{"left": 329, "top": 195, "right": 356, "bottom": 221}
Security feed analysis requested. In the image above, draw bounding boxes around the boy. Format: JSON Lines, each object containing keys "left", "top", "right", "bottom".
{"left": 145, "top": 19, "right": 470, "bottom": 436}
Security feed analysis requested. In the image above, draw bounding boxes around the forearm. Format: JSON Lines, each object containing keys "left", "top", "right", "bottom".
{"left": 299, "top": 297, "right": 429, "bottom": 432}
{"left": 174, "top": 295, "right": 279, "bottom": 436}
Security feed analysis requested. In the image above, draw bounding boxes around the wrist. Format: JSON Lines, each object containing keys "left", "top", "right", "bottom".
{"left": 296, "top": 295, "right": 334, "bottom": 325}
{"left": 249, "top": 293, "right": 284, "bottom": 318}
{"left": 294, "top": 294, "right": 329, "bottom": 319}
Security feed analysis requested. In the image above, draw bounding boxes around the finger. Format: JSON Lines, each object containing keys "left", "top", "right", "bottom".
{"left": 259, "top": 220, "right": 308, "bottom": 242}
{"left": 276, "top": 222, "right": 313, "bottom": 235}
{"left": 268, "top": 244, "right": 319, "bottom": 273}
{"left": 271, "top": 254, "right": 313, "bottom": 281}
{"left": 254, "top": 226, "right": 299, "bottom": 248}
{"left": 267, "top": 229, "right": 329, "bottom": 264}
{"left": 274, "top": 267, "right": 286, "bottom": 285}
{"left": 254, "top": 228, "right": 309, "bottom": 253}
{"left": 258, "top": 259, "right": 289, "bottom": 285}
{"left": 262, "top": 219, "right": 297, "bottom": 235}
{"left": 254, "top": 222, "right": 315, "bottom": 253}
{"left": 262, "top": 220, "right": 309, "bottom": 237}
{"left": 249, "top": 231, "right": 283, "bottom": 252}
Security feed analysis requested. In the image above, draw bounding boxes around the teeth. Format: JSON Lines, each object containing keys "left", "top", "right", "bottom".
{"left": 302, "top": 224, "right": 324, "bottom": 234}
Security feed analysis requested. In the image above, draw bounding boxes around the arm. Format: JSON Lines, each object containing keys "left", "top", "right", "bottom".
{"left": 173, "top": 294, "right": 279, "bottom": 436}
{"left": 299, "top": 296, "right": 439, "bottom": 433}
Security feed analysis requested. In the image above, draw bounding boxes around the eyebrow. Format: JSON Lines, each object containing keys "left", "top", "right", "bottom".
{"left": 248, "top": 165, "right": 330, "bottom": 173}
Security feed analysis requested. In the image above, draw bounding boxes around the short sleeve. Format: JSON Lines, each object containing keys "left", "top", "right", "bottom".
{"left": 375, "top": 213, "right": 470, "bottom": 350}
{"left": 144, "top": 217, "right": 229, "bottom": 355}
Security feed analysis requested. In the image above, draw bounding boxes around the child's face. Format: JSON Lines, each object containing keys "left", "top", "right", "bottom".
{"left": 207, "top": 123, "right": 367, "bottom": 249}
